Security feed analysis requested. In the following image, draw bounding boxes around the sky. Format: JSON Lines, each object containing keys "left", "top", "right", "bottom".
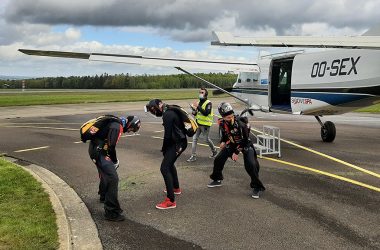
{"left": 1, "top": 0, "right": 380, "bottom": 77}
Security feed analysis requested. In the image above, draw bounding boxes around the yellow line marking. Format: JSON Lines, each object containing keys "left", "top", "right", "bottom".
{"left": 4, "top": 125, "right": 77, "bottom": 131}
{"left": 250, "top": 128, "right": 380, "bottom": 179}
{"left": 74, "top": 141, "right": 83, "bottom": 144}
{"left": 154, "top": 130, "right": 165, "bottom": 133}
{"left": 151, "top": 135, "right": 380, "bottom": 192}
{"left": 261, "top": 156, "right": 380, "bottom": 193}
{"left": 14, "top": 146, "right": 50, "bottom": 153}
{"left": 188, "top": 141, "right": 210, "bottom": 147}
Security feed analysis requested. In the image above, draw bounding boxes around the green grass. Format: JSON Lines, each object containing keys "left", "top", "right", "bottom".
{"left": 1, "top": 89, "right": 378, "bottom": 113}
{"left": 0, "top": 89, "right": 226, "bottom": 107}
{"left": 0, "top": 158, "right": 59, "bottom": 249}
{"left": 356, "top": 103, "right": 380, "bottom": 113}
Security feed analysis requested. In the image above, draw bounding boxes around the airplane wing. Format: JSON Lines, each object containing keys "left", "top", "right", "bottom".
{"left": 211, "top": 31, "right": 380, "bottom": 50}
{"left": 18, "top": 49, "right": 259, "bottom": 73}
{"left": 19, "top": 48, "right": 261, "bottom": 108}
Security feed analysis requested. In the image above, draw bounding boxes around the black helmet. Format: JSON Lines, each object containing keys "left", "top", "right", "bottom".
{"left": 145, "top": 99, "right": 163, "bottom": 117}
{"left": 125, "top": 115, "right": 141, "bottom": 132}
{"left": 218, "top": 102, "right": 234, "bottom": 117}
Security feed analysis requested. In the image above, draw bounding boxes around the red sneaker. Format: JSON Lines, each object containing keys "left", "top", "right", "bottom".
{"left": 163, "top": 188, "right": 182, "bottom": 195}
{"left": 155, "top": 198, "right": 176, "bottom": 209}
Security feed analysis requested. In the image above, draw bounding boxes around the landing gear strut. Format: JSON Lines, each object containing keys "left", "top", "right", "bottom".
{"left": 315, "top": 116, "right": 336, "bottom": 142}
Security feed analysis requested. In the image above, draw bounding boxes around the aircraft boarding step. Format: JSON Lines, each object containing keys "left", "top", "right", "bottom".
{"left": 254, "top": 125, "right": 281, "bottom": 157}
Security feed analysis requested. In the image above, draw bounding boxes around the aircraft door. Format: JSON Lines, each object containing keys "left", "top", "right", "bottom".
{"left": 269, "top": 58, "right": 293, "bottom": 112}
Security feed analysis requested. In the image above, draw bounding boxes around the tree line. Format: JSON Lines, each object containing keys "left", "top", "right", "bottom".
{"left": 0, "top": 73, "right": 236, "bottom": 89}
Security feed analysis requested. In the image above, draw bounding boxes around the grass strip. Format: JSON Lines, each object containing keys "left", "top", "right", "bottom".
{"left": 0, "top": 89, "right": 226, "bottom": 107}
{"left": 0, "top": 158, "right": 59, "bottom": 249}
{"left": 356, "top": 103, "right": 380, "bottom": 113}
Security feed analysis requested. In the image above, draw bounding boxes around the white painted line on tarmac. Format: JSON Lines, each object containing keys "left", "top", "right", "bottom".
{"left": 0, "top": 122, "right": 81, "bottom": 125}
{"left": 14, "top": 146, "right": 50, "bottom": 153}
{"left": 151, "top": 136, "right": 209, "bottom": 148}
{"left": 4, "top": 125, "right": 77, "bottom": 131}
{"left": 121, "top": 133, "right": 140, "bottom": 137}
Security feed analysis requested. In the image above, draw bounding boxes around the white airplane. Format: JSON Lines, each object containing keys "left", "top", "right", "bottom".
{"left": 18, "top": 29, "right": 380, "bottom": 142}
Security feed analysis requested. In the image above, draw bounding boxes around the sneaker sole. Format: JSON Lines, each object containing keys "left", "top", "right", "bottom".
{"left": 251, "top": 195, "right": 259, "bottom": 199}
{"left": 155, "top": 205, "right": 177, "bottom": 209}
{"left": 163, "top": 190, "right": 182, "bottom": 195}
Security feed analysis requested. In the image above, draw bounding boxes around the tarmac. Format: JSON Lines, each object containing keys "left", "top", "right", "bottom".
{"left": 0, "top": 99, "right": 379, "bottom": 249}
{"left": 0, "top": 99, "right": 214, "bottom": 249}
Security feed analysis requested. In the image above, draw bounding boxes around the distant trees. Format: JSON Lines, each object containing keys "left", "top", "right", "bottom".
{"left": 0, "top": 73, "right": 236, "bottom": 89}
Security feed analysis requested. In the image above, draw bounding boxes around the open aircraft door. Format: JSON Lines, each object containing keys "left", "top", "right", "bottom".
{"left": 268, "top": 56, "right": 295, "bottom": 113}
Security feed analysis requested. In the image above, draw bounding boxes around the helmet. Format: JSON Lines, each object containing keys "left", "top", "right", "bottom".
{"left": 218, "top": 102, "right": 234, "bottom": 117}
{"left": 145, "top": 99, "right": 163, "bottom": 117}
{"left": 125, "top": 115, "right": 141, "bottom": 132}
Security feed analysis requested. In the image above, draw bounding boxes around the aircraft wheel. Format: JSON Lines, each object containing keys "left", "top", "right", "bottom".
{"left": 321, "top": 121, "right": 336, "bottom": 142}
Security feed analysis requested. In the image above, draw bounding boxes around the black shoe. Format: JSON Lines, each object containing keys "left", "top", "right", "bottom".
{"left": 99, "top": 197, "right": 105, "bottom": 203}
{"left": 105, "top": 214, "right": 125, "bottom": 222}
{"left": 252, "top": 189, "right": 260, "bottom": 199}
{"left": 207, "top": 180, "right": 222, "bottom": 188}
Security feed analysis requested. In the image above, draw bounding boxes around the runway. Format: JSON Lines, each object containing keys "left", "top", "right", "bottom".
{"left": 0, "top": 100, "right": 379, "bottom": 249}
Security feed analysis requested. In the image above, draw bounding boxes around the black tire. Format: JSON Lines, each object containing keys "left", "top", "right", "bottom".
{"left": 321, "top": 121, "right": 336, "bottom": 142}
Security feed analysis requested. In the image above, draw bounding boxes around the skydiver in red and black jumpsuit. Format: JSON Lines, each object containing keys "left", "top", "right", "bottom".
{"left": 208, "top": 102, "right": 265, "bottom": 198}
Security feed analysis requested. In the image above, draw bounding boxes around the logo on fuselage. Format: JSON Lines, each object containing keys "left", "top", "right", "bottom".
{"left": 291, "top": 98, "right": 312, "bottom": 105}
{"left": 310, "top": 56, "right": 360, "bottom": 78}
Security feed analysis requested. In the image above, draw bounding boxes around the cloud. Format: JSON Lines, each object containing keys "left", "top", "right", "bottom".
{"left": 5, "top": 0, "right": 380, "bottom": 42}
{"left": 2, "top": 0, "right": 380, "bottom": 77}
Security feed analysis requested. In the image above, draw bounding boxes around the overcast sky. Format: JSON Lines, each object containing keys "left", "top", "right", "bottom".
{"left": 1, "top": 0, "right": 379, "bottom": 77}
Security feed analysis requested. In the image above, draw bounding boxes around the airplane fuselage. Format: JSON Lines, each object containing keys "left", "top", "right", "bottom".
{"left": 232, "top": 49, "right": 380, "bottom": 116}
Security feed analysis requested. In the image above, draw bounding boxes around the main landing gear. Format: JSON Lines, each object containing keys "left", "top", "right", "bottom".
{"left": 315, "top": 116, "right": 336, "bottom": 142}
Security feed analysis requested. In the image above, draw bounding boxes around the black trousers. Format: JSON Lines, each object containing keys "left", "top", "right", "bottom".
{"left": 161, "top": 140, "right": 187, "bottom": 202}
{"left": 210, "top": 145, "right": 265, "bottom": 191}
{"left": 89, "top": 142, "right": 122, "bottom": 217}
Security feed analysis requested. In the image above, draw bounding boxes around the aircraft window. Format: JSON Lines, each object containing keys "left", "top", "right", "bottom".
{"left": 246, "top": 78, "right": 251, "bottom": 82}
{"left": 238, "top": 79, "right": 242, "bottom": 83}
